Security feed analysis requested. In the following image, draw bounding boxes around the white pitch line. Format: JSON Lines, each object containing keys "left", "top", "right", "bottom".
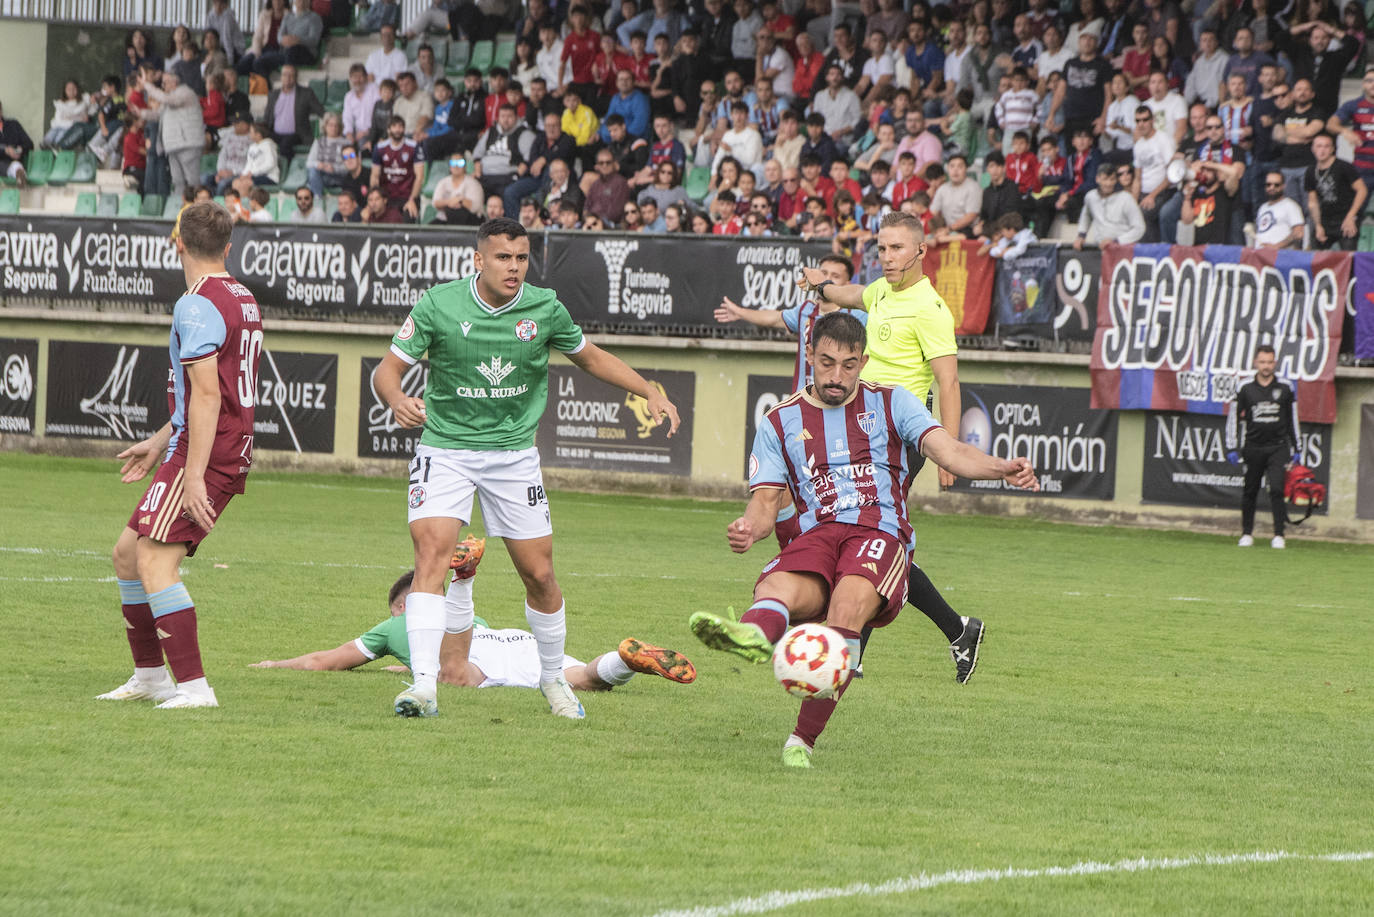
{"left": 646, "top": 850, "right": 1374, "bottom": 917}
{"left": 0, "top": 576, "right": 117, "bottom": 583}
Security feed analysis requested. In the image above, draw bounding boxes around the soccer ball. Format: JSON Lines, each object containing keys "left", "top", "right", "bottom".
{"left": 773, "top": 624, "right": 851, "bottom": 700}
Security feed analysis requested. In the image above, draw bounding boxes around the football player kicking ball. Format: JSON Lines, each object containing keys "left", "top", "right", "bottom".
{"left": 250, "top": 564, "right": 697, "bottom": 691}
{"left": 373, "top": 218, "right": 680, "bottom": 720}
{"left": 98, "top": 202, "right": 263, "bottom": 709}
{"left": 689, "top": 312, "right": 1038, "bottom": 767}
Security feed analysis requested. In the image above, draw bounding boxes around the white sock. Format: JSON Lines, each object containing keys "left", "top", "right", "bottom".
{"left": 405, "top": 592, "right": 446, "bottom": 691}
{"left": 135, "top": 665, "right": 171, "bottom": 684}
{"left": 444, "top": 577, "right": 475, "bottom": 633}
{"left": 784, "top": 734, "right": 813, "bottom": 752}
{"left": 177, "top": 676, "right": 211, "bottom": 696}
{"left": 525, "top": 602, "right": 567, "bottom": 684}
{"left": 595, "top": 652, "right": 634, "bottom": 686}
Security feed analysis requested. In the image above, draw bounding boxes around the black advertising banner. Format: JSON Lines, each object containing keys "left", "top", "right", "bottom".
{"left": 537, "top": 367, "right": 694, "bottom": 476}
{"left": 743, "top": 374, "right": 794, "bottom": 477}
{"left": 358, "top": 356, "right": 429, "bottom": 459}
{"left": 949, "top": 384, "right": 1118, "bottom": 499}
{"left": 0, "top": 338, "right": 38, "bottom": 435}
{"left": 543, "top": 234, "right": 833, "bottom": 328}
{"left": 993, "top": 244, "right": 1058, "bottom": 336}
{"left": 1141, "top": 411, "right": 1331, "bottom": 512}
{"left": 45, "top": 340, "right": 168, "bottom": 440}
{"left": 253, "top": 350, "right": 337, "bottom": 453}
{"left": 1052, "top": 246, "right": 1098, "bottom": 342}
{"left": 0, "top": 218, "right": 183, "bottom": 302}
{"left": 1358, "top": 405, "right": 1374, "bottom": 520}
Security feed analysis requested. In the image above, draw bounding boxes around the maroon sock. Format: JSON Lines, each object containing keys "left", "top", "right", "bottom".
{"left": 792, "top": 626, "right": 860, "bottom": 748}
{"left": 740, "top": 599, "right": 790, "bottom": 644}
{"left": 122, "top": 602, "right": 164, "bottom": 668}
{"left": 156, "top": 608, "right": 205, "bottom": 682}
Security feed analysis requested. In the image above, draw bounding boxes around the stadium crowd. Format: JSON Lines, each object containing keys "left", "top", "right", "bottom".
{"left": 4, "top": 0, "right": 1374, "bottom": 246}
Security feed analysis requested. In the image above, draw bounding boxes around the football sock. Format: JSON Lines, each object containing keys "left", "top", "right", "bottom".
{"left": 907, "top": 562, "right": 964, "bottom": 642}
{"left": 741, "top": 598, "right": 790, "bottom": 644}
{"left": 118, "top": 578, "right": 163, "bottom": 669}
{"left": 444, "top": 576, "right": 475, "bottom": 634}
{"left": 594, "top": 652, "right": 634, "bottom": 686}
{"left": 404, "top": 592, "right": 446, "bottom": 692}
{"left": 525, "top": 602, "right": 568, "bottom": 683}
{"left": 791, "top": 626, "right": 860, "bottom": 748}
{"left": 148, "top": 583, "right": 204, "bottom": 684}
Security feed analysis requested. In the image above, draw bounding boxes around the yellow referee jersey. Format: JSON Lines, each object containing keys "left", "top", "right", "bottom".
{"left": 859, "top": 275, "right": 959, "bottom": 404}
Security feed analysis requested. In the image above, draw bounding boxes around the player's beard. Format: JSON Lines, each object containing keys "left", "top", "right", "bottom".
{"left": 815, "top": 380, "right": 853, "bottom": 405}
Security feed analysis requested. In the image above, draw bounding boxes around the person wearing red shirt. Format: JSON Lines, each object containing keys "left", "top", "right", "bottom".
{"left": 776, "top": 167, "right": 807, "bottom": 228}
{"left": 823, "top": 158, "right": 863, "bottom": 211}
{"left": 712, "top": 190, "right": 744, "bottom": 233}
{"left": 759, "top": 0, "right": 797, "bottom": 52}
{"left": 484, "top": 68, "right": 512, "bottom": 128}
{"left": 797, "top": 153, "right": 834, "bottom": 202}
{"left": 559, "top": 7, "right": 600, "bottom": 101}
{"left": 121, "top": 114, "right": 147, "bottom": 191}
{"left": 591, "top": 32, "right": 632, "bottom": 110}
{"left": 1005, "top": 131, "right": 1042, "bottom": 195}
{"left": 888, "top": 152, "right": 926, "bottom": 207}
{"left": 791, "top": 32, "right": 824, "bottom": 103}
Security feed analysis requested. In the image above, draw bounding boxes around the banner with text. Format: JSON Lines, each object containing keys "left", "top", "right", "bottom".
{"left": 357, "top": 356, "right": 429, "bottom": 459}
{"left": 922, "top": 240, "right": 993, "bottom": 335}
{"left": 1358, "top": 405, "right": 1374, "bottom": 520}
{"left": 1052, "top": 246, "right": 1099, "bottom": 342}
{"left": 536, "top": 367, "right": 694, "bottom": 476}
{"left": 254, "top": 350, "right": 338, "bottom": 454}
{"left": 1352, "top": 252, "right": 1374, "bottom": 361}
{"left": 949, "top": 383, "right": 1118, "bottom": 499}
{"left": 743, "top": 374, "right": 795, "bottom": 478}
{"left": 1091, "top": 244, "right": 1348, "bottom": 423}
{"left": 542, "top": 234, "right": 832, "bottom": 328}
{"left": 994, "top": 244, "right": 1058, "bottom": 336}
{"left": 1141, "top": 411, "right": 1331, "bottom": 512}
{"left": 1, "top": 338, "right": 38, "bottom": 435}
{"left": 45, "top": 340, "right": 168, "bottom": 441}
{"left": 0, "top": 218, "right": 183, "bottom": 302}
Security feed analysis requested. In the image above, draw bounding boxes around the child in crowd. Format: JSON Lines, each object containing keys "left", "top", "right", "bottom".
{"left": 248, "top": 187, "right": 274, "bottom": 222}
{"left": 121, "top": 112, "right": 147, "bottom": 191}
{"left": 979, "top": 211, "right": 1037, "bottom": 259}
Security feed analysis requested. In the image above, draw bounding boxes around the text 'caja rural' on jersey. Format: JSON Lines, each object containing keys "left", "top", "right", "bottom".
{"left": 166, "top": 273, "right": 264, "bottom": 492}
{"left": 749, "top": 382, "right": 941, "bottom": 547}
{"left": 779, "top": 301, "right": 868, "bottom": 392}
{"left": 858, "top": 275, "right": 958, "bottom": 406}
{"left": 390, "top": 275, "right": 586, "bottom": 450}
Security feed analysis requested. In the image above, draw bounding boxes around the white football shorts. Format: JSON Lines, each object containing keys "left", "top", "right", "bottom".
{"left": 467, "top": 626, "right": 582, "bottom": 688}
{"left": 405, "top": 444, "right": 553, "bottom": 539}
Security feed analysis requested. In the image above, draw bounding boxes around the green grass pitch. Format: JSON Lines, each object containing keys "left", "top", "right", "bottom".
{"left": 0, "top": 452, "right": 1371, "bottom": 915}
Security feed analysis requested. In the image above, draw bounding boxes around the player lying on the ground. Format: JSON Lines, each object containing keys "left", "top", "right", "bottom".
{"left": 252, "top": 567, "right": 697, "bottom": 690}
{"left": 689, "top": 312, "right": 1038, "bottom": 768}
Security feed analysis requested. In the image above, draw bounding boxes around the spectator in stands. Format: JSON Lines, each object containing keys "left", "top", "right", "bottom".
{"left": 432, "top": 155, "right": 485, "bottom": 224}
{"left": 474, "top": 103, "right": 534, "bottom": 203}
{"left": 713, "top": 100, "right": 763, "bottom": 172}
{"left": 1056, "top": 126, "right": 1101, "bottom": 222}
{"left": 362, "top": 184, "right": 405, "bottom": 222}
{"left": 200, "top": 29, "right": 232, "bottom": 91}
{"left": 690, "top": 209, "right": 713, "bottom": 233}
{"left": 370, "top": 115, "right": 423, "bottom": 219}
{"left": 1305, "top": 132, "right": 1366, "bottom": 250}
{"left": 1255, "top": 170, "right": 1306, "bottom": 248}
{"left": 304, "top": 111, "right": 347, "bottom": 196}
{"left": 412, "top": 45, "right": 440, "bottom": 95}
{"left": 1103, "top": 71, "right": 1136, "bottom": 155}
{"left": 959, "top": 23, "right": 1006, "bottom": 125}
{"left": 123, "top": 28, "right": 156, "bottom": 79}
{"left": 993, "top": 67, "right": 1039, "bottom": 152}
{"left": 1278, "top": 78, "right": 1328, "bottom": 214}
{"left": 1117, "top": 21, "right": 1152, "bottom": 98}
{"left": 288, "top": 186, "right": 326, "bottom": 223}
{"left": 237, "top": 0, "right": 288, "bottom": 76}
{"left": 207, "top": 0, "right": 246, "bottom": 64}
{"left": 662, "top": 201, "right": 687, "bottom": 231}
{"left": 142, "top": 69, "right": 205, "bottom": 198}
{"left": 265, "top": 64, "right": 324, "bottom": 156}
{"left": 518, "top": 196, "right": 544, "bottom": 229}
{"left": 365, "top": 25, "right": 408, "bottom": 83}
{"left": 795, "top": 112, "right": 837, "bottom": 172}
{"left": 552, "top": 198, "right": 582, "bottom": 229}
{"left": 817, "top": 23, "right": 866, "bottom": 95}
{"left": 1074, "top": 162, "right": 1143, "bottom": 246}
{"left": 975, "top": 151, "right": 1024, "bottom": 237}
{"left": 561, "top": 86, "right": 600, "bottom": 166}
{"left": 753, "top": 29, "right": 793, "bottom": 104}
{"left": 42, "top": 80, "right": 95, "bottom": 150}
{"left": 359, "top": 0, "right": 402, "bottom": 35}
{"left": 790, "top": 31, "right": 824, "bottom": 107}
{"left": 659, "top": 30, "right": 705, "bottom": 124}
{"left": 393, "top": 71, "right": 434, "bottom": 137}
{"left": 415, "top": 77, "right": 456, "bottom": 160}
{"left": 978, "top": 211, "right": 1036, "bottom": 259}
{"left": 119, "top": 111, "right": 145, "bottom": 190}
{"left": 1330, "top": 67, "right": 1374, "bottom": 192}
{"left": 810, "top": 63, "right": 862, "bottom": 145}
{"left": 637, "top": 160, "right": 687, "bottom": 212}
{"left": 403, "top": 0, "right": 452, "bottom": 40}
{"left": 585, "top": 146, "right": 631, "bottom": 225}
{"left": 163, "top": 25, "right": 194, "bottom": 74}
{"left": 0, "top": 101, "right": 33, "bottom": 187}
{"left": 524, "top": 77, "right": 559, "bottom": 130}
{"left": 1053, "top": 24, "right": 1111, "bottom": 141}
{"left": 559, "top": 7, "right": 601, "bottom": 101}
{"left": 589, "top": 33, "right": 626, "bottom": 113}
{"left": 596, "top": 113, "right": 650, "bottom": 186}
{"left": 206, "top": 113, "right": 253, "bottom": 193}
{"left": 233, "top": 120, "right": 281, "bottom": 195}
{"left": 200, "top": 71, "right": 228, "bottom": 141}
{"left": 442, "top": 68, "right": 483, "bottom": 153}
{"left": 248, "top": 186, "right": 275, "bottom": 221}
{"left": 930, "top": 153, "right": 980, "bottom": 234}
{"left": 542, "top": 157, "right": 584, "bottom": 214}
{"left": 730, "top": 0, "right": 763, "bottom": 80}
{"left": 1221, "top": 27, "right": 1272, "bottom": 99}
{"left": 503, "top": 110, "right": 574, "bottom": 213}
{"left": 222, "top": 186, "right": 248, "bottom": 221}
{"left": 88, "top": 76, "right": 127, "bottom": 169}
{"left": 512, "top": 40, "right": 540, "bottom": 91}
{"left": 1180, "top": 28, "right": 1227, "bottom": 109}
{"left": 366, "top": 78, "right": 399, "bottom": 150}
{"left": 342, "top": 63, "right": 380, "bottom": 150}
{"left": 1131, "top": 103, "right": 1175, "bottom": 241}
{"left": 336, "top": 143, "right": 370, "bottom": 202}
{"left": 515, "top": 0, "right": 552, "bottom": 45}
{"left": 620, "top": 198, "right": 645, "bottom": 231}
{"left": 1289, "top": 20, "right": 1360, "bottom": 105}
{"left": 1143, "top": 70, "right": 1187, "bottom": 146}
{"left": 602, "top": 69, "right": 651, "bottom": 142}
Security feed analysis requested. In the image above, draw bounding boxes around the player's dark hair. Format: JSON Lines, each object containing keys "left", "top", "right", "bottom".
{"left": 995, "top": 212, "right": 1024, "bottom": 233}
{"left": 177, "top": 201, "right": 234, "bottom": 257}
{"left": 819, "top": 253, "right": 852, "bottom": 273}
{"left": 389, "top": 571, "right": 415, "bottom": 607}
{"left": 812, "top": 311, "right": 867, "bottom": 352}
{"left": 1255, "top": 344, "right": 1276, "bottom": 357}
{"left": 478, "top": 217, "right": 527, "bottom": 243}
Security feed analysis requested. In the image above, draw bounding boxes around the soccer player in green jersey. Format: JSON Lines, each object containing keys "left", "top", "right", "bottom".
{"left": 372, "top": 218, "right": 680, "bottom": 719}
{"left": 798, "top": 211, "right": 985, "bottom": 684}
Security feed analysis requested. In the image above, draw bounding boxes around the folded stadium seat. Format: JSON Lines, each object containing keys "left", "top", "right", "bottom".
{"left": 201, "top": 152, "right": 219, "bottom": 175}
{"left": 308, "top": 78, "right": 328, "bottom": 105}
{"left": 684, "top": 165, "right": 710, "bottom": 201}
{"left": 422, "top": 202, "right": 436, "bottom": 223}
{"left": 1360, "top": 220, "right": 1374, "bottom": 252}
{"left": 25, "top": 149, "right": 54, "bottom": 186}
{"left": 46, "top": 150, "right": 76, "bottom": 185}
{"left": 71, "top": 151, "right": 98, "bottom": 184}
{"left": 138, "top": 193, "right": 164, "bottom": 217}
{"left": 0, "top": 188, "right": 19, "bottom": 214}
{"left": 74, "top": 191, "right": 98, "bottom": 215}
{"left": 277, "top": 194, "right": 298, "bottom": 221}
{"left": 281, "top": 156, "right": 308, "bottom": 191}
{"left": 492, "top": 36, "right": 516, "bottom": 70}
{"left": 405, "top": 38, "right": 421, "bottom": 63}
{"left": 214, "top": 195, "right": 225, "bottom": 207}
{"left": 266, "top": 195, "right": 280, "bottom": 220}
{"left": 446, "top": 39, "right": 470, "bottom": 74}
{"left": 423, "top": 161, "right": 444, "bottom": 195}
{"left": 117, "top": 191, "right": 141, "bottom": 217}
{"left": 324, "top": 193, "right": 338, "bottom": 219}
{"left": 469, "top": 40, "right": 493, "bottom": 74}
{"left": 978, "top": 170, "right": 990, "bottom": 188}
{"left": 97, "top": 192, "right": 119, "bottom": 216}
{"left": 326, "top": 78, "right": 349, "bottom": 112}
{"left": 162, "top": 194, "right": 183, "bottom": 219}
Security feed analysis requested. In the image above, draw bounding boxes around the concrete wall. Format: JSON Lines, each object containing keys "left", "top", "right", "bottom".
{"left": 4, "top": 310, "right": 1373, "bottom": 541}
{"left": 0, "top": 20, "right": 50, "bottom": 143}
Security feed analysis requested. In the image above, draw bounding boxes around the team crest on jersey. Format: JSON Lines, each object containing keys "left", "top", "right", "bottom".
{"left": 515, "top": 319, "right": 537, "bottom": 342}
{"left": 749, "top": 453, "right": 759, "bottom": 478}
{"left": 858, "top": 411, "right": 877, "bottom": 435}
{"left": 762, "top": 557, "right": 780, "bottom": 574}
{"left": 1272, "top": 389, "right": 1282, "bottom": 400}
{"left": 408, "top": 485, "right": 426, "bottom": 508}
{"left": 397, "top": 315, "right": 415, "bottom": 340}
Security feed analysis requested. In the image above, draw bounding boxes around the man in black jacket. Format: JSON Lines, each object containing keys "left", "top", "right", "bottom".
{"left": 451, "top": 68, "right": 489, "bottom": 156}
{"left": 1225, "top": 344, "right": 1301, "bottom": 549}
{"left": 0, "top": 101, "right": 34, "bottom": 187}
{"left": 265, "top": 64, "right": 325, "bottom": 155}
{"left": 975, "top": 152, "right": 1025, "bottom": 237}
{"left": 503, "top": 109, "right": 576, "bottom": 214}
{"left": 696, "top": 0, "right": 737, "bottom": 81}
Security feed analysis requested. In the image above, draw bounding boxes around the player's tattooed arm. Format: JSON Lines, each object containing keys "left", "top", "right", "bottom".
{"left": 920, "top": 428, "right": 1040, "bottom": 491}
{"left": 567, "top": 342, "right": 681, "bottom": 436}
{"left": 727, "top": 487, "right": 787, "bottom": 553}
{"left": 714, "top": 295, "right": 786, "bottom": 328}
{"left": 117, "top": 422, "right": 173, "bottom": 483}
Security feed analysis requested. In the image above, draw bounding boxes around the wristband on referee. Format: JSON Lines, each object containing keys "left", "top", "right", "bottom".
{"left": 813, "top": 279, "right": 833, "bottom": 299}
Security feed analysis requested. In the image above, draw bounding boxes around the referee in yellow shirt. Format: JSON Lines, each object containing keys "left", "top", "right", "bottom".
{"left": 798, "top": 211, "right": 984, "bottom": 683}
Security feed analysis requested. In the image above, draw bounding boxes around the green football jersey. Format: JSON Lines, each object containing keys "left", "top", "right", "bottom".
{"left": 356, "top": 614, "right": 490, "bottom": 670}
{"left": 390, "top": 275, "right": 586, "bottom": 451}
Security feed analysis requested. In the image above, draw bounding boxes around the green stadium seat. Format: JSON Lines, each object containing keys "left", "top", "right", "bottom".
{"left": 469, "top": 40, "right": 493, "bottom": 74}
{"left": 139, "top": 193, "right": 164, "bottom": 217}
{"left": 324, "top": 194, "right": 339, "bottom": 219}
{"left": 423, "top": 161, "right": 444, "bottom": 195}
{"left": 264, "top": 196, "right": 280, "bottom": 220}
{"left": 74, "top": 191, "right": 98, "bottom": 215}
{"left": 46, "top": 150, "right": 76, "bottom": 185}
{"left": 281, "top": 156, "right": 309, "bottom": 191}
{"left": 117, "top": 191, "right": 142, "bottom": 217}
{"left": 214, "top": 195, "right": 226, "bottom": 208}
{"left": 97, "top": 192, "right": 119, "bottom": 216}
{"left": 25, "top": 149, "right": 54, "bottom": 186}
{"left": 278, "top": 194, "right": 298, "bottom": 222}
{"left": 446, "top": 39, "right": 471, "bottom": 73}
{"left": 326, "top": 78, "right": 349, "bottom": 112}
{"left": 162, "top": 194, "right": 182, "bottom": 220}
{"left": 422, "top": 203, "right": 437, "bottom": 224}
{"left": 492, "top": 36, "right": 516, "bottom": 70}
{"left": 71, "top": 151, "right": 98, "bottom": 183}
{"left": 684, "top": 165, "right": 710, "bottom": 201}
{"left": 308, "top": 78, "right": 328, "bottom": 105}
{"left": 201, "top": 152, "right": 219, "bottom": 175}
{"left": 0, "top": 188, "right": 19, "bottom": 214}
{"left": 1360, "top": 219, "right": 1374, "bottom": 252}
{"left": 260, "top": 156, "right": 285, "bottom": 192}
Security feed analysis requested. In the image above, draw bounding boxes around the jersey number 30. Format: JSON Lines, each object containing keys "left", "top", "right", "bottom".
{"left": 237, "top": 330, "right": 264, "bottom": 408}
